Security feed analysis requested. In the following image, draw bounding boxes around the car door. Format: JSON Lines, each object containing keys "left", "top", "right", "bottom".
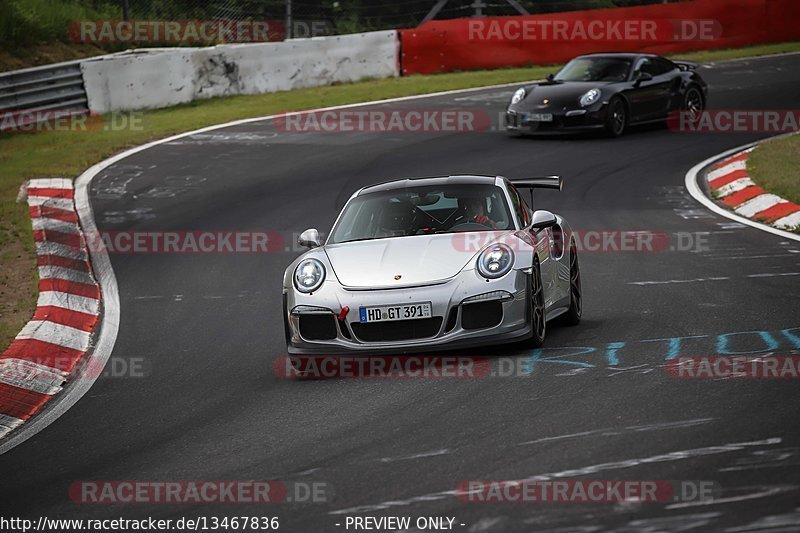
{"left": 626, "top": 57, "right": 673, "bottom": 122}
{"left": 508, "top": 184, "right": 557, "bottom": 306}
{"left": 648, "top": 57, "right": 682, "bottom": 118}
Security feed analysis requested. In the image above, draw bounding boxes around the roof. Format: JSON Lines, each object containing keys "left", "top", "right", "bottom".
{"left": 357, "top": 175, "right": 499, "bottom": 196}
{"left": 577, "top": 52, "right": 655, "bottom": 60}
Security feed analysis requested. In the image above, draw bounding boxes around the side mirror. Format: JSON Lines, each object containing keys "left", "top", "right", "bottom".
{"left": 298, "top": 228, "right": 321, "bottom": 249}
{"left": 531, "top": 210, "right": 557, "bottom": 229}
{"left": 546, "top": 73, "right": 555, "bottom": 82}
{"left": 636, "top": 72, "right": 653, "bottom": 84}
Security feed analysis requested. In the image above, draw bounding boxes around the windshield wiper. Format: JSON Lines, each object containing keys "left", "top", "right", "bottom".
{"left": 337, "top": 237, "right": 377, "bottom": 244}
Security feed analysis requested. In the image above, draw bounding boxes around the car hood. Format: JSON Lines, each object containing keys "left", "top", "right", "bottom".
{"left": 512, "top": 81, "right": 614, "bottom": 111}
{"left": 324, "top": 232, "right": 513, "bottom": 289}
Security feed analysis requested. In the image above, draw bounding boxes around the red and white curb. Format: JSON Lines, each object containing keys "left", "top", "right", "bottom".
{"left": 0, "top": 179, "right": 101, "bottom": 440}
{"left": 707, "top": 148, "right": 800, "bottom": 230}
{"left": 686, "top": 140, "right": 800, "bottom": 244}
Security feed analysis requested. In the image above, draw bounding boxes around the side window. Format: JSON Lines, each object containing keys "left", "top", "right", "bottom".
{"left": 654, "top": 58, "right": 676, "bottom": 75}
{"left": 639, "top": 57, "right": 673, "bottom": 77}
{"left": 640, "top": 58, "right": 659, "bottom": 77}
{"left": 507, "top": 184, "right": 528, "bottom": 228}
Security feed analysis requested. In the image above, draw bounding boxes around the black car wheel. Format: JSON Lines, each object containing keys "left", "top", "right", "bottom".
{"left": 527, "top": 260, "right": 546, "bottom": 347}
{"left": 558, "top": 240, "right": 582, "bottom": 326}
{"left": 605, "top": 97, "right": 627, "bottom": 137}
{"left": 683, "top": 86, "right": 705, "bottom": 122}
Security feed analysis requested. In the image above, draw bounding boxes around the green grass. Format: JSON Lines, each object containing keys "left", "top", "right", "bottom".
{"left": 0, "top": 0, "right": 119, "bottom": 47}
{"left": 671, "top": 41, "right": 800, "bottom": 63}
{"left": 1, "top": 40, "right": 800, "bottom": 350}
{"left": 748, "top": 133, "right": 800, "bottom": 207}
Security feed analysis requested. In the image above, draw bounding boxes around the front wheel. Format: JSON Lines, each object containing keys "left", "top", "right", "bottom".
{"left": 605, "top": 97, "right": 627, "bottom": 137}
{"left": 526, "top": 261, "right": 546, "bottom": 348}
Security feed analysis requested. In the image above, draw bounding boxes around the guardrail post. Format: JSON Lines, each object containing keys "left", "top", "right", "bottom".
{"left": 286, "top": 0, "right": 293, "bottom": 39}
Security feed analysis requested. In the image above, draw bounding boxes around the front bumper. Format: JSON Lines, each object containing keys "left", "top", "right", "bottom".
{"left": 505, "top": 106, "right": 607, "bottom": 134}
{"left": 284, "top": 269, "right": 531, "bottom": 355}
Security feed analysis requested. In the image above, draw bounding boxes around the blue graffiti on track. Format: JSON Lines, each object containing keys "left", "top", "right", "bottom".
{"left": 520, "top": 326, "right": 800, "bottom": 375}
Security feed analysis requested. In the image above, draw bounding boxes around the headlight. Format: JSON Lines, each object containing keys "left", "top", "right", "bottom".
{"left": 294, "top": 258, "right": 325, "bottom": 293}
{"left": 477, "top": 244, "right": 515, "bottom": 279}
{"left": 511, "top": 88, "right": 526, "bottom": 105}
{"left": 579, "top": 88, "right": 601, "bottom": 107}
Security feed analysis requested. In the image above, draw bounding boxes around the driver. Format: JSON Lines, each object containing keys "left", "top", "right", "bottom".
{"left": 460, "top": 197, "right": 496, "bottom": 229}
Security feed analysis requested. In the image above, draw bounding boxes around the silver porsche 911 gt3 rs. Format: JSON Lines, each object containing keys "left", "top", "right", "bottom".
{"left": 282, "top": 175, "right": 581, "bottom": 355}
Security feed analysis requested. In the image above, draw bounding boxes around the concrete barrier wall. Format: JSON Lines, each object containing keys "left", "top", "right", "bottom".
{"left": 82, "top": 31, "right": 399, "bottom": 113}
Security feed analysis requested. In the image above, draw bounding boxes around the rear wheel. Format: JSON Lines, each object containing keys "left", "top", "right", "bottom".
{"left": 527, "top": 261, "right": 546, "bottom": 348}
{"left": 683, "top": 86, "right": 705, "bottom": 122}
{"left": 559, "top": 240, "right": 582, "bottom": 326}
{"left": 605, "top": 97, "right": 627, "bottom": 137}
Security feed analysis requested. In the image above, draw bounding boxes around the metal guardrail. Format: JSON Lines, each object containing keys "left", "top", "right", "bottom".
{"left": 0, "top": 60, "right": 89, "bottom": 130}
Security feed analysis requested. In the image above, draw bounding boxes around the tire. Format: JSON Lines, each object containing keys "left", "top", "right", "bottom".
{"left": 283, "top": 295, "right": 292, "bottom": 349}
{"left": 559, "top": 240, "right": 582, "bottom": 326}
{"left": 526, "top": 260, "right": 546, "bottom": 348}
{"left": 683, "top": 85, "right": 705, "bottom": 123}
{"left": 605, "top": 97, "right": 627, "bottom": 137}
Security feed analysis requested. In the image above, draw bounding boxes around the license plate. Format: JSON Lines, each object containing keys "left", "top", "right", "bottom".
{"left": 524, "top": 113, "right": 553, "bottom": 122}
{"left": 359, "top": 302, "right": 432, "bottom": 323}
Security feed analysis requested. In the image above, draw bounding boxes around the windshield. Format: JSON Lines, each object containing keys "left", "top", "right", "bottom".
{"left": 554, "top": 57, "right": 632, "bottom": 82}
{"left": 329, "top": 184, "right": 514, "bottom": 244}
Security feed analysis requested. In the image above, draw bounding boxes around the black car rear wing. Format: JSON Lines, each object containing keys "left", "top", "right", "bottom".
{"left": 674, "top": 60, "right": 700, "bottom": 71}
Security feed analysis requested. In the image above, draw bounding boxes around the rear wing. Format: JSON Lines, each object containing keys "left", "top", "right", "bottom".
{"left": 510, "top": 176, "right": 563, "bottom": 208}
{"left": 510, "top": 176, "right": 563, "bottom": 191}
{"left": 674, "top": 60, "right": 699, "bottom": 72}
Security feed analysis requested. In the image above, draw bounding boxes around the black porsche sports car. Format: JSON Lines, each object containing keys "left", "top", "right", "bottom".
{"left": 505, "top": 53, "right": 708, "bottom": 137}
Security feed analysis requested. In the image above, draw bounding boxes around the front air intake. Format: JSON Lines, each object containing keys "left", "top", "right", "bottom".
{"left": 351, "top": 317, "right": 443, "bottom": 342}
{"left": 461, "top": 301, "right": 503, "bottom": 330}
{"left": 298, "top": 314, "right": 338, "bottom": 340}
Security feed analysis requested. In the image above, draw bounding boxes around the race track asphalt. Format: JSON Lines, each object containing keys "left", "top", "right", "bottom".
{"left": 2, "top": 53, "right": 800, "bottom": 532}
